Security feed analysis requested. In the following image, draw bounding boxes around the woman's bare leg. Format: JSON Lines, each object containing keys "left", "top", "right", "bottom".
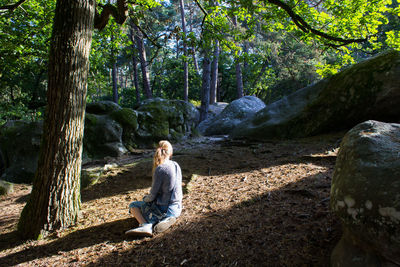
{"left": 130, "top": 207, "right": 147, "bottom": 224}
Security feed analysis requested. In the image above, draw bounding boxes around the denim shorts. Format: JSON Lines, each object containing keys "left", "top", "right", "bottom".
{"left": 129, "top": 201, "right": 182, "bottom": 224}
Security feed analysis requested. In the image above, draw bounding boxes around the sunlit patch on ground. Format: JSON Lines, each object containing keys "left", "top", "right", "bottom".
{"left": 0, "top": 134, "right": 343, "bottom": 266}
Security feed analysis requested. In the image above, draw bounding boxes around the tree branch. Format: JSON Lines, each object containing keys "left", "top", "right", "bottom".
{"left": 94, "top": 0, "right": 128, "bottom": 30}
{"left": 266, "top": 0, "right": 368, "bottom": 45}
{"left": 0, "top": 0, "right": 27, "bottom": 11}
{"left": 129, "top": 17, "right": 162, "bottom": 48}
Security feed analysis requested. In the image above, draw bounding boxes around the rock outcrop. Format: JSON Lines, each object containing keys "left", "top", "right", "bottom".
{"left": 0, "top": 99, "right": 199, "bottom": 183}
{"left": 0, "top": 121, "right": 43, "bottom": 183}
{"left": 231, "top": 51, "right": 400, "bottom": 140}
{"left": 330, "top": 120, "right": 400, "bottom": 266}
{"left": 198, "top": 96, "right": 266, "bottom": 136}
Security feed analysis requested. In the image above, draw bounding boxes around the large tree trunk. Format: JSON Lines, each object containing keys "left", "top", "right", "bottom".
{"left": 179, "top": 0, "right": 189, "bottom": 101}
{"left": 210, "top": 39, "right": 219, "bottom": 104}
{"left": 133, "top": 24, "right": 152, "bottom": 99}
{"left": 18, "top": 0, "right": 94, "bottom": 239}
{"left": 200, "top": 55, "right": 211, "bottom": 122}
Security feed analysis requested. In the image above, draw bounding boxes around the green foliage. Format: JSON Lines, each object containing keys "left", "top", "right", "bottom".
{"left": 0, "top": 0, "right": 54, "bottom": 123}
{"left": 1, "top": 0, "right": 399, "bottom": 120}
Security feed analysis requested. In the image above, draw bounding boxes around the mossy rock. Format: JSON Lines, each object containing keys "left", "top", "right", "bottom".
{"left": 81, "top": 167, "right": 104, "bottom": 189}
{"left": 110, "top": 108, "right": 139, "bottom": 151}
{"left": 331, "top": 120, "right": 400, "bottom": 265}
{"left": 0, "top": 121, "right": 43, "bottom": 183}
{"left": 86, "top": 101, "right": 122, "bottom": 115}
{"left": 231, "top": 50, "right": 400, "bottom": 140}
{"left": 84, "top": 114, "right": 126, "bottom": 159}
{"left": 136, "top": 98, "right": 199, "bottom": 143}
{"left": 0, "top": 180, "right": 13, "bottom": 196}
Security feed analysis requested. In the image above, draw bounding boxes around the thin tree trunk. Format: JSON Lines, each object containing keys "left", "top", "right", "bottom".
{"left": 200, "top": 55, "right": 211, "bottom": 122}
{"left": 112, "top": 61, "right": 119, "bottom": 103}
{"left": 251, "top": 58, "right": 269, "bottom": 90}
{"left": 129, "top": 28, "right": 141, "bottom": 105}
{"left": 18, "top": 0, "right": 94, "bottom": 239}
{"left": 235, "top": 60, "right": 244, "bottom": 98}
{"left": 243, "top": 41, "right": 249, "bottom": 94}
{"left": 111, "top": 33, "right": 118, "bottom": 103}
{"left": 232, "top": 15, "right": 244, "bottom": 99}
{"left": 133, "top": 24, "right": 152, "bottom": 99}
{"left": 189, "top": 2, "right": 200, "bottom": 75}
{"left": 179, "top": 0, "right": 189, "bottom": 101}
{"left": 210, "top": 39, "right": 219, "bottom": 104}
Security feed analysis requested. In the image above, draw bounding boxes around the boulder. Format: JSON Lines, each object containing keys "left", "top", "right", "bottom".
{"left": 0, "top": 99, "right": 200, "bottom": 183}
{"left": 0, "top": 180, "right": 13, "bottom": 196}
{"left": 198, "top": 96, "right": 266, "bottom": 136}
{"left": 135, "top": 98, "right": 200, "bottom": 145}
{"left": 197, "top": 102, "right": 228, "bottom": 134}
{"left": 86, "top": 100, "right": 122, "bottom": 115}
{"left": 330, "top": 120, "right": 400, "bottom": 266}
{"left": 0, "top": 121, "right": 43, "bottom": 183}
{"left": 84, "top": 113, "right": 127, "bottom": 159}
{"left": 110, "top": 108, "right": 139, "bottom": 151}
{"left": 230, "top": 50, "right": 400, "bottom": 140}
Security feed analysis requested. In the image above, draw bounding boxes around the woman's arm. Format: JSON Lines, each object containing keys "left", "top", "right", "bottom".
{"left": 144, "top": 167, "right": 163, "bottom": 202}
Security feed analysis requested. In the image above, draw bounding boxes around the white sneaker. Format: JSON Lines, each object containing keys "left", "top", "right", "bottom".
{"left": 125, "top": 223, "right": 153, "bottom": 237}
{"left": 154, "top": 217, "right": 176, "bottom": 233}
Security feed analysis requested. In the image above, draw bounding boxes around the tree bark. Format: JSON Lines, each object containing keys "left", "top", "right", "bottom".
{"left": 129, "top": 28, "right": 141, "bottom": 105}
{"left": 232, "top": 15, "right": 244, "bottom": 99}
{"left": 18, "top": 0, "right": 94, "bottom": 239}
{"left": 210, "top": 39, "right": 219, "bottom": 104}
{"left": 188, "top": 2, "right": 200, "bottom": 75}
{"left": 112, "top": 59, "right": 119, "bottom": 103}
{"left": 179, "top": 0, "right": 189, "bottom": 101}
{"left": 200, "top": 55, "right": 211, "bottom": 122}
{"left": 132, "top": 23, "right": 152, "bottom": 99}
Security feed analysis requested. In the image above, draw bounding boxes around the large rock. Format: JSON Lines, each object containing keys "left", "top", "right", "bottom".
{"left": 0, "top": 99, "right": 200, "bottom": 183}
{"left": 198, "top": 96, "right": 266, "bottom": 136}
{"left": 86, "top": 100, "right": 122, "bottom": 114}
{"left": 84, "top": 113, "right": 127, "bottom": 159}
{"left": 0, "top": 121, "right": 43, "bottom": 183}
{"left": 135, "top": 98, "right": 200, "bottom": 145}
{"left": 196, "top": 102, "right": 228, "bottom": 134}
{"left": 0, "top": 180, "right": 14, "bottom": 196}
{"left": 231, "top": 51, "right": 400, "bottom": 140}
{"left": 330, "top": 120, "right": 400, "bottom": 266}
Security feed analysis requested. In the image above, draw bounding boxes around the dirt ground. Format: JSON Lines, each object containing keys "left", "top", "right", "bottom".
{"left": 0, "top": 134, "right": 344, "bottom": 266}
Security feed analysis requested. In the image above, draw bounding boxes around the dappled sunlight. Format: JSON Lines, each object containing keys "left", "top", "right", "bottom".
{"left": 0, "top": 135, "right": 342, "bottom": 266}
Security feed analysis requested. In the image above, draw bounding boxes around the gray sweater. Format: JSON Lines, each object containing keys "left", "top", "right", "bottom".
{"left": 148, "top": 159, "right": 182, "bottom": 207}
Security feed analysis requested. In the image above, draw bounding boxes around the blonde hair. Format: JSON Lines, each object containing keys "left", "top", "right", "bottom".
{"left": 152, "top": 140, "right": 173, "bottom": 174}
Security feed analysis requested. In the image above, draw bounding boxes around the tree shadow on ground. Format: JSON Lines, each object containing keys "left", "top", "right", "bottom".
{"left": 81, "top": 138, "right": 339, "bottom": 203}
{"left": 0, "top": 217, "right": 138, "bottom": 265}
{"left": 0, "top": 170, "right": 341, "bottom": 266}
{"left": 90, "top": 172, "right": 341, "bottom": 266}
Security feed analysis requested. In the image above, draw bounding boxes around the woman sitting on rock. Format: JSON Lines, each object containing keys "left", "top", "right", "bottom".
{"left": 125, "top": 140, "right": 182, "bottom": 237}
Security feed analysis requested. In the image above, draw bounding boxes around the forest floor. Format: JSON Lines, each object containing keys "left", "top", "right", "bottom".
{"left": 0, "top": 133, "right": 344, "bottom": 266}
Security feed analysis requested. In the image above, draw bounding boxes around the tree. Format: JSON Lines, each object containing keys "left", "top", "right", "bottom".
{"left": 131, "top": 22, "right": 153, "bottom": 99}
{"left": 17, "top": 0, "right": 96, "bottom": 239}
{"left": 17, "top": 0, "right": 132, "bottom": 239}
{"left": 179, "top": 0, "right": 189, "bottom": 101}
{"left": 200, "top": 54, "right": 211, "bottom": 121}
{"left": 129, "top": 28, "right": 141, "bottom": 105}
{"left": 210, "top": 39, "right": 219, "bottom": 104}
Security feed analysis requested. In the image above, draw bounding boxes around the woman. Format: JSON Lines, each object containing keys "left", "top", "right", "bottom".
{"left": 125, "top": 140, "right": 182, "bottom": 237}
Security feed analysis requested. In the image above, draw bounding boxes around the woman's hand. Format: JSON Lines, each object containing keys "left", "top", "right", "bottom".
{"left": 143, "top": 194, "right": 153, "bottom": 202}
